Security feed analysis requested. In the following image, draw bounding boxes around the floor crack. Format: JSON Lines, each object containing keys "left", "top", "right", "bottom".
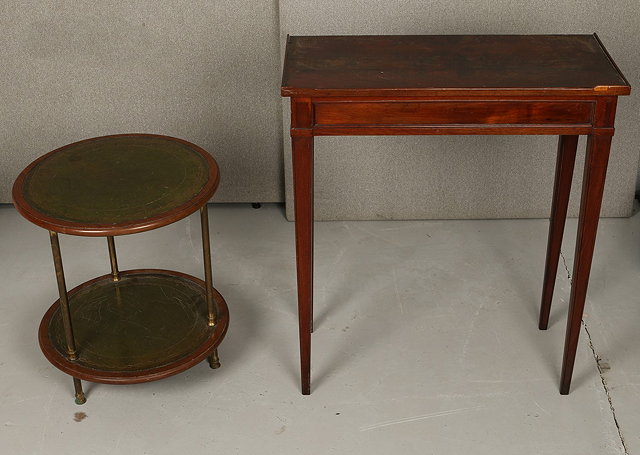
{"left": 562, "top": 248, "right": 626, "bottom": 452}
{"left": 560, "top": 251, "right": 571, "bottom": 280}
{"left": 583, "top": 320, "right": 629, "bottom": 454}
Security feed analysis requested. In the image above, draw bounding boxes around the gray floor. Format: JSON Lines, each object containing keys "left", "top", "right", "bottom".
{"left": 1, "top": 203, "right": 639, "bottom": 454}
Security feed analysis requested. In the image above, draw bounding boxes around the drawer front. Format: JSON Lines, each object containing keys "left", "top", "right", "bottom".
{"left": 314, "top": 101, "right": 594, "bottom": 126}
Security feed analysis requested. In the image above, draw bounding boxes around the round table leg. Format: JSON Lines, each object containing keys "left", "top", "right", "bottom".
{"left": 50, "top": 231, "right": 87, "bottom": 403}
{"left": 208, "top": 349, "right": 221, "bottom": 369}
{"left": 199, "top": 205, "right": 216, "bottom": 327}
{"left": 49, "top": 231, "right": 78, "bottom": 359}
{"left": 107, "top": 236, "right": 120, "bottom": 282}
{"left": 73, "top": 377, "right": 86, "bottom": 405}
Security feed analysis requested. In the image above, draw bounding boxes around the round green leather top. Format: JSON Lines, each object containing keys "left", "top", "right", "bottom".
{"left": 13, "top": 134, "right": 219, "bottom": 236}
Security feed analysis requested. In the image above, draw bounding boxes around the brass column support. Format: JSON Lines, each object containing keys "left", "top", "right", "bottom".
{"left": 200, "top": 205, "right": 216, "bottom": 326}
{"left": 49, "top": 231, "right": 86, "bottom": 404}
{"left": 107, "top": 236, "right": 120, "bottom": 282}
{"left": 49, "top": 231, "right": 78, "bottom": 360}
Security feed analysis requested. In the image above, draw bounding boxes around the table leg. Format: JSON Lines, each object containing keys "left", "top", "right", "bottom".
{"left": 292, "top": 135, "right": 314, "bottom": 395}
{"left": 539, "top": 135, "right": 578, "bottom": 330}
{"left": 49, "top": 231, "right": 78, "bottom": 359}
{"left": 208, "top": 349, "right": 221, "bottom": 369}
{"left": 73, "top": 377, "right": 86, "bottom": 405}
{"left": 107, "top": 236, "right": 120, "bottom": 282}
{"left": 49, "top": 231, "right": 86, "bottom": 403}
{"left": 200, "top": 205, "right": 216, "bottom": 327}
{"left": 560, "top": 134, "right": 612, "bottom": 394}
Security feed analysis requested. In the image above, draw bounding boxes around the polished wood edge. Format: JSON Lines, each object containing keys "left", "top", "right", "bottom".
{"left": 593, "top": 33, "right": 632, "bottom": 90}
{"left": 312, "top": 96, "right": 604, "bottom": 102}
{"left": 292, "top": 125, "right": 598, "bottom": 136}
{"left": 282, "top": 87, "right": 631, "bottom": 97}
{"left": 12, "top": 133, "right": 220, "bottom": 237}
{"left": 38, "top": 269, "right": 230, "bottom": 385}
{"left": 291, "top": 95, "right": 620, "bottom": 103}
{"left": 14, "top": 195, "right": 216, "bottom": 237}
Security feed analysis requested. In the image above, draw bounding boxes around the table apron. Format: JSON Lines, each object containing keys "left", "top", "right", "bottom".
{"left": 298, "top": 125, "right": 603, "bottom": 136}
{"left": 290, "top": 99, "right": 618, "bottom": 136}
{"left": 315, "top": 100, "right": 594, "bottom": 126}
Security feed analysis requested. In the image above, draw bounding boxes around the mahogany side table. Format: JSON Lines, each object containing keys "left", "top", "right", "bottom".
{"left": 280, "top": 34, "right": 631, "bottom": 395}
{"left": 13, "top": 134, "right": 229, "bottom": 404}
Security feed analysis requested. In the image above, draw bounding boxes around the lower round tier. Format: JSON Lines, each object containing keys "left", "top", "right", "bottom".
{"left": 39, "top": 269, "right": 229, "bottom": 384}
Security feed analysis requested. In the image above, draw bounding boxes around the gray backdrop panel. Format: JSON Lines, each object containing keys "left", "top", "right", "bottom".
{"left": 0, "top": 1, "right": 284, "bottom": 203}
{"left": 2, "top": 1, "right": 638, "bottom": 219}
{"left": 279, "top": 0, "right": 640, "bottom": 220}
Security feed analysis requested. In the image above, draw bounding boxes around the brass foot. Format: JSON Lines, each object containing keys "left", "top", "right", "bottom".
{"left": 73, "top": 377, "right": 86, "bottom": 405}
{"left": 75, "top": 392, "right": 87, "bottom": 405}
{"left": 208, "top": 350, "right": 221, "bottom": 369}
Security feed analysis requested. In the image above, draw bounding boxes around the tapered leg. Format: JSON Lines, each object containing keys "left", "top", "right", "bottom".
{"left": 560, "top": 134, "right": 612, "bottom": 395}
{"left": 539, "top": 136, "right": 579, "bottom": 330}
{"left": 50, "top": 231, "right": 86, "bottom": 403}
{"left": 200, "top": 205, "right": 216, "bottom": 327}
{"left": 292, "top": 135, "right": 314, "bottom": 395}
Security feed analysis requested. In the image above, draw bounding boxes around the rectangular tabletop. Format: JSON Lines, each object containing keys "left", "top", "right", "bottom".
{"left": 281, "top": 34, "right": 630, "bottom": 97}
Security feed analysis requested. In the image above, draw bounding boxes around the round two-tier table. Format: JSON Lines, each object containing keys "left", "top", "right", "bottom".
{"left": 12, "top": 134, "right": 229, "bottom": 404}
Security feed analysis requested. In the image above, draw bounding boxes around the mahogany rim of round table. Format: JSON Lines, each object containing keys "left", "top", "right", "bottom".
{"left": 12, "top": 133, "right": 220, "bottom": 236}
